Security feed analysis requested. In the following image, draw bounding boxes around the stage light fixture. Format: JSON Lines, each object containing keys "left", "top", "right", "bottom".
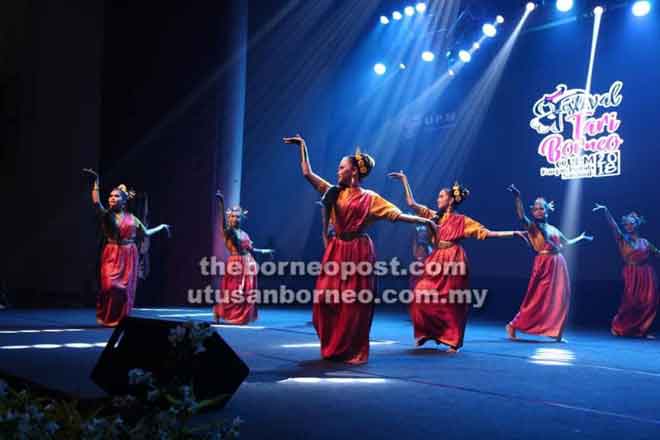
{"left": 374, "top": 63, "right": 386, "bottom": 75}
{"left": 380, "top": 15, "right": 390, "bottom": 24}
{"left": 632, "top": 1, "right": 651, "bottom": 16}
{"left": 416, "top": 2, "right": 427, "bottom": 13}
{"left": 556, "top": 0, "right": 574, "bottom": 12}
{"left": 404, "top": 6, "right": 415, "bottom": 16}
{"left": 422, "top": 51, "right": 435, "bottom": 62}
{"left": 496, "top": 15, "right": 505, "bottom": 23}
{"left": 392, "top": 11, "right": 403, "bottom": 20}
{"left": 458, "top": 50, "right": 472, "bottom": 63}
{"left": 526, "top": 2, "right": 537, "bottom": 12}
{"left": 483, "top": 23, "right": 497, "bottom": 37}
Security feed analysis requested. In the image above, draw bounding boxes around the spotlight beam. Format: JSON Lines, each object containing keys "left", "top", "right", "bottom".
{"left": 560, "top": 7, "right": 604, "bottom": 273}
{"left": 419, "top": 5, "right": 534, "bottom": 182}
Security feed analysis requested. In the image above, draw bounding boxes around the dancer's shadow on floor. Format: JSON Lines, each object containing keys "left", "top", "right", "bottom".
{"left": 504, "top": 337, "right": 566, "bottom": 344}
{"left": 404, "top": 348, "right": 455, "bottom": 356}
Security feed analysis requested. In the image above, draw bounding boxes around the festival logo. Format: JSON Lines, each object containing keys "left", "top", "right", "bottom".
{"left": 530, "top": 81, "right": 623, "bottom": 179}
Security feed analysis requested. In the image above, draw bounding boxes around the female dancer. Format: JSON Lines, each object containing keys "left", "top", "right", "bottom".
{"left": 283, "top": 135, "right": 436, "bottom": 364}
{"left": 83, "top": 169, "right": 170, "bottom": 327}
{"left": 506, "top": 184, "right": 592, "bottom": 341}
{"left": 593, "top": 205, "right": 659, "bottom": 337}
{"left": 213, "top": 190, "right": 273, "bottom": 325}
{"left": 389, "top": 171, "right": 523, "bottom": 352}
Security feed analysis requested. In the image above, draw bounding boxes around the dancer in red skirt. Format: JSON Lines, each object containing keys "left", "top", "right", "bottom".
{"left": 593, "top": 205, "right": 659, "bottom": 338}
{"left": 389, "top": 172, "right": 524, "bottom": 352}
{"left": 213, "top": 190, "right": 273, "bottom": 325}
{"left": 506, "top": 184, "right": 592, "bottom": 341}
{"left": 283, "top": 135, "right": 436, "bottom": 364}
{"left": 84, "top": 169, "right": 170, "bottom": 327}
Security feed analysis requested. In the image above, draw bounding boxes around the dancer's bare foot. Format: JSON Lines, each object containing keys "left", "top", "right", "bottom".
{"left": 506, "top": 324, "right": 517, "bottom": 340}
{"left": 416, "top": 337, "right": 431, "bottom": 347}
{"left": 645, "top": 334, "right": 656, "bottom": 340}
{"left": 554, "top": 336, "right": 567, "bottom": 343}
{"left": 446, "top": 347, "right": 459, "bottom": 354}
{"left": 345, "top": 357, "right": 368, "bottom": 365}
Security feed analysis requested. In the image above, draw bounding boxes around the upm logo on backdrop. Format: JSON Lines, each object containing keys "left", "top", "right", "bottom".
{"left": 530, "top": 81, "right": 624, "bottom": 179}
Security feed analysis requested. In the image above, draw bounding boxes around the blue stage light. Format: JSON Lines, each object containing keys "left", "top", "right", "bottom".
{"left": 458, "top": 50, "right": 472, "bottom": 63}
{"left": 632, "top": 1, "right": 651, "bottom": 16}
{"left": 392, "top": 11, "right": 403, "bottom": 20}
{"left": 380, "top": 16, "right": 390, "bottom": 25}
{"left": 374, "top": 63, "right": 386, "bottom": 75}
{"left": 421, "top": 51, "right": 435, "bottom": 62}
{"left": 404, "top": 6, "right": 415, "bottom": 16}
{"left": 416, "top": 3, "right": 427, "bottom": 13}
{"left": 556, "top": 0, "right": 574, "bottom": 12}
{"left": 482, "top": 23, "right": 497, "bottom": 37}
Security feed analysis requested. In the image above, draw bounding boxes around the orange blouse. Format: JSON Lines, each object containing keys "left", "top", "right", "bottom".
{"left": 315, "top": 177, "right": 402, "bottom": 226}
{"left": 417, "top": 205, "right": 489, "bottom": 240}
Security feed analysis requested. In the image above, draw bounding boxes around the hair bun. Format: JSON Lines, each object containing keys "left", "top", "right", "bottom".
{"left": 353, "top": 147, "right": 375, "bottom": 178}
{"left": 622, "top": 211, "right": 645, "bottom": 226}
{"left": 451, "top": 181, "right": 469, "bottom": 205}
{"left": 116, "top": 184, "right": 136, "bottom": 200}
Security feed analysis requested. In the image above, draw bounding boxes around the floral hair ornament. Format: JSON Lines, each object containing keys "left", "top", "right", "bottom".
{"left": 621, "top": 211, "right": 645, "bottom": 226}
{"left": 530, "top": 197, "right": 555, "bottom": 212}
{"left": 354, "top": 146, "right": 369, "bottom": 176}
{"left": 115, "top": 184, "right": 136, "bottom": 200}
{"left": 451, "top": 181, "right": 469, "bottom": 203}
{"left": 226, "top": 205, "right": 248, "bottom": 218}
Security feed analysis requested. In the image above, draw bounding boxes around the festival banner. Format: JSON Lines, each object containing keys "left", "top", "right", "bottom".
{"left": 530, "top": 81, "right": 623, "bottom": 179}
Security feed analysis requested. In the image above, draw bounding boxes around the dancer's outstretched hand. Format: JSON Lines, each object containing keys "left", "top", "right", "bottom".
{"left": 514, "top": 230, "right": 532, "bottom": 247}
{"left": 283, "top": 134, "right": 305, "bottom": 146}
{"left": 579, "top": 232, "right": 594, "bottom": 242}
{"left": 387, "top": 170, "right": 408, "bottom": 182}
{"left": 592, "top": 203, "right": 607, "bottom": 212}
{"left": 507, "top": 184, "right": 520, "bottom": 196}
{"left": 82, "top": 168, "right": 98, "bottom": 179}
{"left": 163, "top": 224, "right": 172, "bottom": 238}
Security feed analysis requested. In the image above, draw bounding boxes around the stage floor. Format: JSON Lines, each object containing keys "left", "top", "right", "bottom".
{"left": 1, "top": 307, "right": 659, "bottom": 439}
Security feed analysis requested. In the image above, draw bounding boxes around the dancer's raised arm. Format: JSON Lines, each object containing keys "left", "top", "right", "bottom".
{"left": 83, "top": 168, "right": 103, "bottom": 211}
{"left": 216, "top": 189, "right": 241, "bottom": 251}
{"left": 387, "top": 170, "right": 432, "bottom": 217}
{"left": 593, "top": 203, "right": 623, "bottom": 241}
{"left": 507, "top": 184, "right": 531, "bottom": 228}
{"left": 217, "top": 190, "right": 229, "bottom": 232}
{"left": 283, "top": 134, "right": 331, "bottom": 193}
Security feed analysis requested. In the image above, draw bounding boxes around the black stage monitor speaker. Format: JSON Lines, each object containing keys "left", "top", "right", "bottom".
{"left": 91, "top": 317, "right": 249, "bottom": 408}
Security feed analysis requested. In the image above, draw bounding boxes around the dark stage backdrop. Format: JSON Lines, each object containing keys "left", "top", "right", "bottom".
{"left": 0, "top": 0, "right": 104, "bottom": 304}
